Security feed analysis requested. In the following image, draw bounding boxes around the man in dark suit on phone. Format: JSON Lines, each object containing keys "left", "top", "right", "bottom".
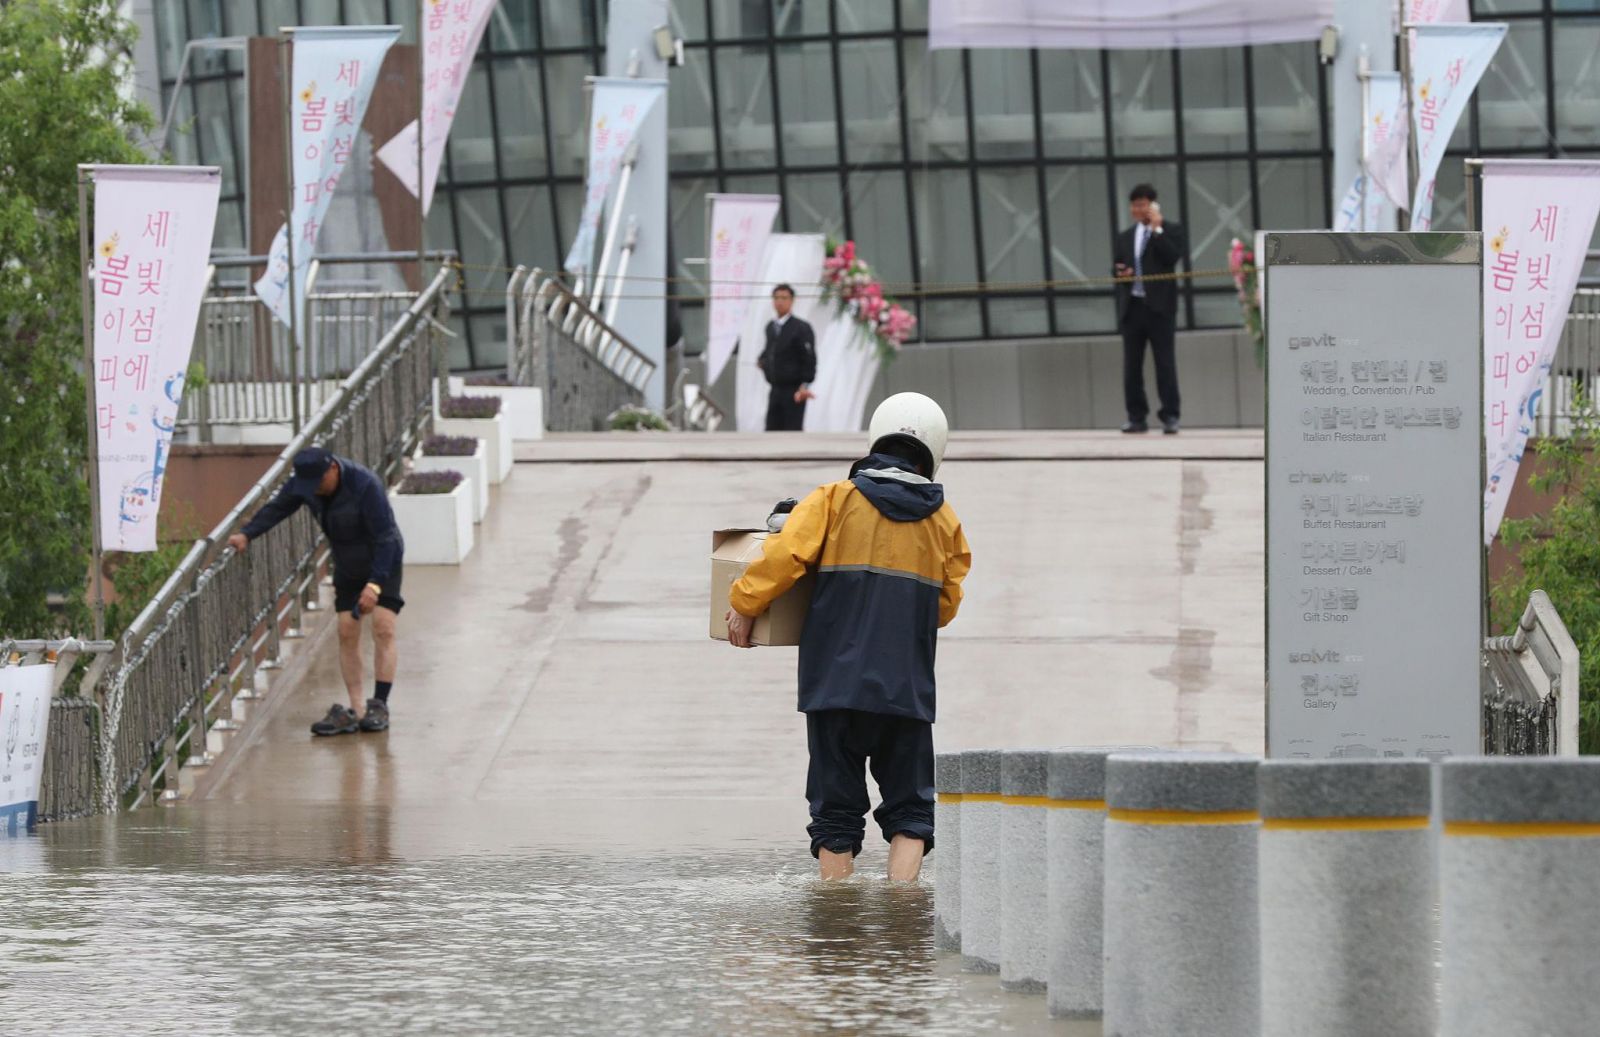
{"left": 758, "top": 283, "right": 817, "bottom": 432}
{"left": 1113, "top": 184, "right": 1187, "bottom": 434}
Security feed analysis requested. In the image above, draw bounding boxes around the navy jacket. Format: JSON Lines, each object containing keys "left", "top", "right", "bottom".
{"left": 241, "top": 456, "right": 403, "bottom": 583}
{"left": 730, "top": 454, "right": 972, "bottom": 723}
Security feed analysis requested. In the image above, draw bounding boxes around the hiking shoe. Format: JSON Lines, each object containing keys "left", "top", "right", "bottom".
{"left": 311, "top": 703, "right": 359, "bottom": 736}
{"left": 359, "top": 698, "right": 390, "bottom": 733}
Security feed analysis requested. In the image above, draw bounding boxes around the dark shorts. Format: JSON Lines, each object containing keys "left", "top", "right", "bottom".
{"left": 333, "top": 560, "right": 406, "bottom": 615}
{"left": 805, "top": 709, "right": 935, "bottom": 858}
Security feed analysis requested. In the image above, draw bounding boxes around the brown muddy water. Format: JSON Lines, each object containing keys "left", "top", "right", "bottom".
{"left": 1, "top": 805, "right": 1098, "bottom": 1036}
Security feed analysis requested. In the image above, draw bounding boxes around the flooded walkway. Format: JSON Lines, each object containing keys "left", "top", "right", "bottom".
{"left": 5, "top": 431, "right": 1263, "bottom": 1034}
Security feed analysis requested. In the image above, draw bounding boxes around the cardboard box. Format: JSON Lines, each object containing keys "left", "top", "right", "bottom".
{"left": 710, "top": 528, "right": 815, "bottom": 646}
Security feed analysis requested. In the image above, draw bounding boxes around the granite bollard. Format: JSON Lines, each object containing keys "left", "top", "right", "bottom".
{"left": 959, "top": 749, "right": 1002, "bottom": 972}
{"left": 1259, "top": 759, "right": 1435, "bottom": 1037}
{"left": 1103, "top": 752, "right": 1260, "bottom": 1037}
{"left": 1045, "top": 747, "right": 1151, "bottom": 1020}
{"left": 999, "top": 749, "right": 1050, "bottom": 992}
{"left": 1441, "top": 758, "right": 1600, "bottom": 1037}
{"left": 933, "top": 752, "right": 962, "bottom": 950}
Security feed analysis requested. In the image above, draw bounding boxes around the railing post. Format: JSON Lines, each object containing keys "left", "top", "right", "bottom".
{"left": 1103, "top": 752, "right": 1261, "bottom": 1037}
{"left": 1259, "top": 760, "right": 1435, "bottom": 1036}
{"left": 1441, "top": 758, "right": 1600, "bottom": 1036}
{"left": 1045, "top": 747, "right": 1150, "bottom": 1021}
{"left": 1000, "top": 749, "right": 1049, "bottom": 993}
{"left": 958, "top": 749, "right": 1002, "bottom": 973}
{"left": 933, "top": 752, "right": 962, "bottom": 952}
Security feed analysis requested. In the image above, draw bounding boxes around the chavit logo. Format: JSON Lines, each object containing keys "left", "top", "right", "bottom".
{"left": 1288, "top": 333, "right": 1337, "bottom": 350}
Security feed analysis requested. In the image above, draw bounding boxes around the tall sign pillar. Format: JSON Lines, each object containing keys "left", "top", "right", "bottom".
{"left": 1265, "top": 232, "right": 1483, "bottom": 759}
{"left": 606, "top": 0, "right": 670, "bottom": 409}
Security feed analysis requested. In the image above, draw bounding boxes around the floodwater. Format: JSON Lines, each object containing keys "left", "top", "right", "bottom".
{"left": 1, "top": 805, "right": 1099, "bottom": 1036}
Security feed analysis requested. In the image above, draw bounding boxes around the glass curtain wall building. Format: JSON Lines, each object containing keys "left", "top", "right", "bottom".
{"left": 151, "top": 0, "right": 1600, "bottom": 369}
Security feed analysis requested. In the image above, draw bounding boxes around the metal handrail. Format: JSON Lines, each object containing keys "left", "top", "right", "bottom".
{"left": 1482, "top": 590, "right": 1579, "bottom": 756}
{"left": 89, "top": 265, "right": 456, "bottom": 812}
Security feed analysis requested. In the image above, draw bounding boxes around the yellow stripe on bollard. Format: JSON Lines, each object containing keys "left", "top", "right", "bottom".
{"left": 1107, "top": 808, "right": 1260, "bottom": 826}
{"left": 998, "top": 795, "right": 1056, "bottom": 808}
{"left": 1262, "top": 816, "right": 1430, "bottom": 832}
{"left": 938, "top": 792, "right": 964, "bottom": 804}
{"left": 1444, "top": 820, "right": 1600, "bottom": 838}
{"left": 961, "top": 793, "right": 1006, "bottom": 804}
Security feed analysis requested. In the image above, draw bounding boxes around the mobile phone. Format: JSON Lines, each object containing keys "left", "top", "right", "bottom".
{"left": 1150, "top": 201, "right": 1161, "bottom": 215}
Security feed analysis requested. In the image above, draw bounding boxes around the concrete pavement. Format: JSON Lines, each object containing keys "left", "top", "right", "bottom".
{"left": 209, "top": 431, "right": 1266, "bottom": 853}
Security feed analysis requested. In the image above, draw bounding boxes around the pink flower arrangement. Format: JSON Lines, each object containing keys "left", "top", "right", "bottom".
{"left": 820, "top": 239, "right": 917, "bottom": 362}
{"left": 1229, "top": 237, "right": 1264, "bottom": 364}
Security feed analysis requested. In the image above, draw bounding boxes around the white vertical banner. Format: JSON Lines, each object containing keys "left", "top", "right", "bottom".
{"left": 255, "top": 26, "right": 401, "bottom": 332}
{"left": 736, "top": 234, "right": 826, "bottom": 432}
{"left": 704, "top": 193, "right": 781, "bottom": 385}
{"left": 1406, "top": 0, "right": 1470, "bottom": 23}
{"left": 562, "top": 77, "right": 666, "bottom": 274}
{"left": 0, "top": 664, "right": 55, "bottom": 834}
{"left": 91, "top": 165, "right": 221, "bottom": 553}
{"left": 1481, "top": 160, "right": 1600, "bottom": 543}
{"left": 1336, "top": 73, "right": 1405, "bottom": 232}
{"left": 375, "top": 0, "right": 496, "bottom": 214}
{"left": 1407, "top": 23, "right": 1506, "bottom": 231}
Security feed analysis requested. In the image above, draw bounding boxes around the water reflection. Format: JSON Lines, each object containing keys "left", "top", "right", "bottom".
{"left": 0, "top": 806, "right": 1091, "bottom": 1035}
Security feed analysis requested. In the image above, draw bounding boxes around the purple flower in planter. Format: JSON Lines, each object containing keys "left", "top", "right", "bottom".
{"left": 440, "top": 394, "right": 503, "bottom": 420}
{"left": 399, "top": 470, "right": 464, "bottom": 495}
{"left": 422, "top": 434, "right": 479, "bottom": 457}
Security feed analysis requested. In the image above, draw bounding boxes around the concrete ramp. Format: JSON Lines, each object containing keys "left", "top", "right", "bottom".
{"left": 208, "top": 431, "right": 1265, "bottom": 848}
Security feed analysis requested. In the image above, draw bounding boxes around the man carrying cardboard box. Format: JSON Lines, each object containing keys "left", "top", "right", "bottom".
{"left": 724, "top": 393, "right": 972, "bottom": 882}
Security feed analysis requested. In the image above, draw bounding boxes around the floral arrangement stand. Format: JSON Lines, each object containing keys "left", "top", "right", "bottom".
{"left": 415, "top": 435, "right": 487, "bottom": 524}
{"left": 448, "top": 375, "right": 545, "bottom": 442}
{"left": 392, "top": 470, "right": 474, "bottom": 565}
{"left": 1230, "top": 238, "right": 1264, "bottom": 367}
{"left": 821, "top": 239, "right": 918, "bottom": 364}
{"left": 436, "top": 394, "right": 512, "bottom": 484}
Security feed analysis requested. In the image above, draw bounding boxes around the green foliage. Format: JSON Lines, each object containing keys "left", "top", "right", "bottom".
{"left": 608, "top": 405, "right": 670, "bottom": 432}
{"left": 1494, "top": 398, "right": 1600, "bottom": 754}
{"left": 0, "top": 1, "right": 153, "bottom": 637}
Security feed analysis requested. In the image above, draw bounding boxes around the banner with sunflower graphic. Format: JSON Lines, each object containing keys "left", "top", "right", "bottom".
{"left": 1481, "top": 160, "right": 1600, "bottom": 543}
{"left": 254, "top": 25, "right": 401, "bottom": 334}
{"left": 90, "top": 165, "right": 220, "bottom": 552}
{"left": 1406, "top": 23, "right": 1506, "bottom": 231}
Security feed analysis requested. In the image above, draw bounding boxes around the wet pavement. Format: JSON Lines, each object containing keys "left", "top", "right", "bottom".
{"left": 4, "top": 805, "right": 1099, "bottom": 1035}
{"left": 5, "top": 432, "right": 1264, "bottom": 1034}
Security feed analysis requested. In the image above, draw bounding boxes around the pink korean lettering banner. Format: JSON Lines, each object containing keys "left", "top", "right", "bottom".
{"left": 928, "top": 0, "right": 1334, "bottom": 49}
{"left": 563, "top": 78, "right": 666, "bottom": 274}
{"left": 1482, "top": 160, "right": 1600, "bottom": 543}
{"left": 375, "top": 0, "right": 496, "bottom": 214}
{"left": 255, "top": 25, "right": 401, "bottom": 332}
{"left": 704, "top": 193, "right": 781, "bottom": 385}
{"left": 91, "top": 165, "right": 221, "bottom": 553}
{"left": 1407, "top": 0, "right": 1470, "bottom": 23}
{"left": 1335, "top": 73, "right": 1404, "bottom": 232}
{"left": 1407, "top": 23, "right": 1505, "bottom": 231}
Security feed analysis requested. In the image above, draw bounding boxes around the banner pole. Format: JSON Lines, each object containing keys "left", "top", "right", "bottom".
{"left": 1358, "top": 53, "right": 1372, "bottom": 233}
{"left": 417, "top": 0, "right": 426, "bottom": 291}
{"left": 1463, "top": 158, "right": 1482, "bottom": 232}
{"left": 77, "top": 167, "right": 106, "bottom": 640}
{"left": 1399, "top": 23, "right": 1417, "bottom": 231}
{"left": 280, "top": 31, "right": 303, "bottom": 435}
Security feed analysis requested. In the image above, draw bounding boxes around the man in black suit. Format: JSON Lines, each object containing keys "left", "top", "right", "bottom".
{"left": 757, "top": 283, "right": 817, "bottom": 432}
{"left": 1113, "top": 184, "right": 1187, "bottom": 435}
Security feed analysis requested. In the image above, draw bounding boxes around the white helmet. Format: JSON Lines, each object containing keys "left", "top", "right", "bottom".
{"left": 867, "top": 392, "right": 949, "bottom": 476}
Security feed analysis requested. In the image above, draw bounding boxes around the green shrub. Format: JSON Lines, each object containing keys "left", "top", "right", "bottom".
{"left": 1495, "top": 400, "right": 1600, "bottom": 754}
{"left": 608, "top": 405, "right": 670, "bottom": 432}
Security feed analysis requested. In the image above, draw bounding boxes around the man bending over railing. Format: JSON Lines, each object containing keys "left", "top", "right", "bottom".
{"left": 228, "top": 447, "right": 405, "bottom": 736}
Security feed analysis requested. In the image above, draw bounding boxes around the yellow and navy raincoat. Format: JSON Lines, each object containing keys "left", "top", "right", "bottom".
{"left": 730, "top": 453, "right": 972, "bottom": 723}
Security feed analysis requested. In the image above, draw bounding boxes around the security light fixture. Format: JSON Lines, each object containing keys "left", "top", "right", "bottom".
{"left": 1318, "top": 25, "right": 1339, "bottom": 65}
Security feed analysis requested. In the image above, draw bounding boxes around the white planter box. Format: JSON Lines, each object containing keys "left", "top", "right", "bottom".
{"left": 449, "top": 379, "right": 545, "bottom": 442}
{"left": 436, "top": 412, "right": 512, "bottom": 484}
{"left": 414, "top": 442, "right": 487, "bottom": 523}
{"left": 392, "top": 482, "right": 474, "bottom": 564}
